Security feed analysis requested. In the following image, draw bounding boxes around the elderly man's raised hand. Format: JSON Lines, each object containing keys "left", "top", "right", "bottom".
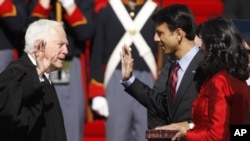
{"left": 34, "top": 40, "right": 49, "bottom": 76}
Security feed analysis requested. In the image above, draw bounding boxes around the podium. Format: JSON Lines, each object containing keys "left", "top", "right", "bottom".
{"left": 145, "top": 129, "right": 178, "bottom": 141}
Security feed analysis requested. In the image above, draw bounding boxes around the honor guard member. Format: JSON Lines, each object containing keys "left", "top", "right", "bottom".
{"left": 89, "top": 0, "right": 160, "bottom": 141}
{"left": 0, "top": 0, "right": 27, "bottom": 72}
{"left": 26, "top": 0, "right": 95, "bottom": 141}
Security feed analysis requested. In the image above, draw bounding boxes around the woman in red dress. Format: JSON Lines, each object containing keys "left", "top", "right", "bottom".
{"left": 155, "top": 16, "right": 250, "bottom": 141}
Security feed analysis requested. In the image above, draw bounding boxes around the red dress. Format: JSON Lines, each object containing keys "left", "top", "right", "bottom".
{"left": 186, "top": 70, "right": 250, "bottom": 141}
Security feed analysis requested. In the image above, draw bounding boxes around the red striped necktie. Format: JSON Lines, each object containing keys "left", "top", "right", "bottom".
{"left": 169, "top": 62, "right": 180, "bottom": 104}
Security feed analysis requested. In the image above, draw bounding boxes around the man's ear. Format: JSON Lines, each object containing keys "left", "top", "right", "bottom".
{"left": 175, "top": 28, "right": 184, "bottom": 43}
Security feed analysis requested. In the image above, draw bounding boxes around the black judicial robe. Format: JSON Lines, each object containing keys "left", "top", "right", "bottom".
{"left": 0, "top": 54, "right": 67, "bottom": 141}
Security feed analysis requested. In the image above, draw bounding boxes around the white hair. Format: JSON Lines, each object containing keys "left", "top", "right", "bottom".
{"left": 24, "top": 19, "right": 64, "bottom": 53}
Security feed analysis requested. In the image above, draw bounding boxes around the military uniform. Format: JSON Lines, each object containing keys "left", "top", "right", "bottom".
{"left": 0, "top": 0, "right": 27, "bottom": 72}
{"left": 89, "top": 0, "right": 159, "bottom": 140}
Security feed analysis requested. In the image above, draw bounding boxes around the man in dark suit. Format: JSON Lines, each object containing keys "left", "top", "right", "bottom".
{"left": 0, "top": 19, "right": 68, "bottom": 141}
{"left": 120, "top": 4, "right": 206, "bottom": 129}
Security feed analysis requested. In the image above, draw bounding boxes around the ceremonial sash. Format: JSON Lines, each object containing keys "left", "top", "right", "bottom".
{"left": 104, "top": 0, "right": 157, "bottom": 86}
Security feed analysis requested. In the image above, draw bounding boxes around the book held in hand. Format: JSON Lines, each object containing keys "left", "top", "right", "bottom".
{"left": 145, "top": 129, "right": 179, "bottom": 141}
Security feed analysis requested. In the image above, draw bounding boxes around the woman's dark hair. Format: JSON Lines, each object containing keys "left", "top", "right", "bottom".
{"left": 199, "top": 16, "right": 249, "bottom": 80}
{"left": 151, "top": 4, "right": 196, "bottom": 40}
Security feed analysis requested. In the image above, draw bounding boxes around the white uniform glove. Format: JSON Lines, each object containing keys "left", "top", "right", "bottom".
{"left": 58, "top": 0, "right": 74, "bottom": 8}
{"left": 91, "top": 96, "right": 109, "bottom": 117}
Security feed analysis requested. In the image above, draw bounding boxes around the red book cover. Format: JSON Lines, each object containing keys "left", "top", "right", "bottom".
{"left": 146, "top": 129, "right": 179, "bottom": 141}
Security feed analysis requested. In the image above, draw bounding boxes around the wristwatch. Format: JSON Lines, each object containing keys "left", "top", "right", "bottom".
{"left": 188, "top": 120, "right": 194, "bottom": 130}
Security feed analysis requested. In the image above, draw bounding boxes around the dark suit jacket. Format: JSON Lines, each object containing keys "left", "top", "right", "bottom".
{"left": 0, "top": 54, "right": 66, "bottom": 141}
{"left": 125, "top": 49, "right": 206, "bottom": 129}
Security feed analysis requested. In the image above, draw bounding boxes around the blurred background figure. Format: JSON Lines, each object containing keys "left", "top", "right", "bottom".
{"left": 232, "top": 19, "right": 250, "bottom": 124}
{"left": 89, "top": 0, "right": 160, "bottom": 141}
{"left": 230, "top": 19, "right": 250, "bottom": 86}
{"left": 223, "top": 0, "right": 250, "bottom": 19}
{"left": 0, "top": 0, "right": 27, "bottom": 72}
{"left": 25, "top": 0, "right": 95, "bottom": 141}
